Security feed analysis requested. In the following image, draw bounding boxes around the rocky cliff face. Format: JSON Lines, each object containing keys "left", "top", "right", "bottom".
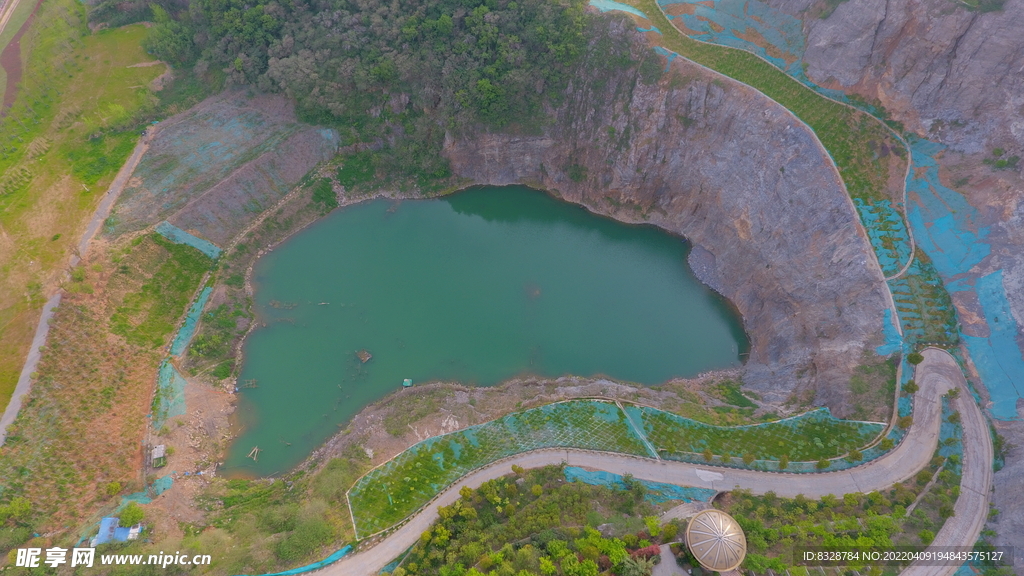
{"left": 767, "top": 0, "right": 1024, "bottom": 154}
{"left": 445, "top": 23, "right": 894, "bottom": 412}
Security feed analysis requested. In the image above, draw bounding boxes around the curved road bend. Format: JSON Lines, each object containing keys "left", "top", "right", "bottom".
{"left": 324, "top": 348, "right": 991, "bottom": 576}
{"left": 903, "top": 348, "right": 992, "bottom": 576}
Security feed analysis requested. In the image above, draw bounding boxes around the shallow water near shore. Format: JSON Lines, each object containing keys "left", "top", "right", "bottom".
{"left": 224, "top": 186, "right": 747, "bottom": 476}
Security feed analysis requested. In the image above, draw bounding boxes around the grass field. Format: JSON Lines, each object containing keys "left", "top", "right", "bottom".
{"left": 0, "top": 1, "right": 165, "bottom": 410}
{"left": 348, "top": 400, "right": 653, "bottom": 536}
{"left": 634, "top": 406, "right": 883, "bottom": 462}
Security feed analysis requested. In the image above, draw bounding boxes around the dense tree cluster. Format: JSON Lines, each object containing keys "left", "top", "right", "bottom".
{"left": 397, "top": 466, "right": 682, "bottom": 576}
{"left": 140, "top": 0, "right": 611, "bottom": 132}
{"left": 121, "top": 0, "right": 645, "bottom": 184}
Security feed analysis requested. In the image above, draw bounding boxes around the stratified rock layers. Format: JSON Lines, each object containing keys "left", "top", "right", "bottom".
{"left": 445, "top": 42, "right": 893, "bottom": 411}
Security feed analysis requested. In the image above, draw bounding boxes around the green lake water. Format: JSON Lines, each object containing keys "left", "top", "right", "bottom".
{"left": 224, "top": 186, "right": 748, "bottom": 476}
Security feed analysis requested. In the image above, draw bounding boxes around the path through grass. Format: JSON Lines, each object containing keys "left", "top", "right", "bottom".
{"left": 0, "top": 2, "right": 165, "bottom": 408}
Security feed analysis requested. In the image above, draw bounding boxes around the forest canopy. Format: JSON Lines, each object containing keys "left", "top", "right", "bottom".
{"left": 133, "top": 0, "right": 642, "bottom": 148}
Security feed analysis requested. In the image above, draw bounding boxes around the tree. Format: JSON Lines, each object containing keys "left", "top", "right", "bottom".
{"left": 702, "top": 448, "right": 714, "bottom": 462}
{"left": 119, "top": 502, "right": 144, "bottom": 527}
{"left": 898, "top": 415, "right": 914, "bottom": 429}
{"left": 907, "top": 352, "right": 924, "bottom": 365}
{"left": 815, "top": 457, "right": 830, "bottom": 470}
{"left": 643, "top": 516, "right": 660, "bottom": 538}
{"left": 742, "top": 452, "right": 756, "bottom": 465}
{"left": 778, "top": 454, "right": 789, "bottom": 469}
{"left": 661, "top": 522, "right": 678, "bottom": 542}
{"left": 847, "top": 448, "right": 863, "bottom": 462}
{"left": 618, "top": 555, "right": 656, "bottom": 576}
{"left": 903, "top": 379, "right": 918, "bottom": 394}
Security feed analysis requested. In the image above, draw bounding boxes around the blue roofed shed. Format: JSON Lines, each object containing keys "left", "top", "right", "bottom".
{"left": 91, "top": 517, "right": 141, "bottom": 546}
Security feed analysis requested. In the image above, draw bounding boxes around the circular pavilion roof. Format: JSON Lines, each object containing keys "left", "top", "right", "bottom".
{"left": 685, "top": 509, "right": 747, "bottom": 572}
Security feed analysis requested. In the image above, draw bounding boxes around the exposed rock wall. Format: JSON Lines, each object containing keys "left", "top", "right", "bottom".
{"left": 445, "top": 27, "right": 894, "bottom": 412}
{"left": 766, "top": 0, "right": 1024, "bottom": 153}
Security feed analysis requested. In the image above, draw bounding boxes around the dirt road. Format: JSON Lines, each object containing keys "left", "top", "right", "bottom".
{"left": 322, "top": 348, "right": 990, "bottom": 576}
{"left": 0, "top": 131, "right": 154, "bottom": 445}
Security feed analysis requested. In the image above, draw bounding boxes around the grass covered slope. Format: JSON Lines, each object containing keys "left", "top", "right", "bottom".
{"left": 0, "top": 4, "right": 166, "bottom": 409}
{"left": 126, "top": 0, "right": 666, "bottom": 187}
{"left": 0, "top": 235, "right": 212, "bottom": 538}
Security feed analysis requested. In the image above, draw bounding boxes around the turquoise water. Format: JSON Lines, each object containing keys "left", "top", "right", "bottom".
{"left": 225, "top": 186, "right": 747, "bottom": 476}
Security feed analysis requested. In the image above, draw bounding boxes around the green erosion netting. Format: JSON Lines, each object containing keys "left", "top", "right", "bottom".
{"left": 854, "top": 200, "right": 912, "bottom": 278}
{"left": 155, "top": 222, "right": 223, "bottom": 259}
{"left": 633, "top": 406, "right": 884, "bottom": 463}
{"left": 563, "top": 466, "right": 717, "bottom": 503}
{"left": 121, "top": 476, "right": 174, "bottom": 506}
{"left": 348, "top": 400, "right": 651, "bottom": 536}
{"left": 169, "top": 286, "right": 213, "bottom": 356}
{"left": 104, "top": 93, "right": 338, "bottom": 246}
{"left": 153, "top": 360, "right": 187, "bottom": 429}
{"left": 348, "top": 401, "right": 895, "bottom": 535}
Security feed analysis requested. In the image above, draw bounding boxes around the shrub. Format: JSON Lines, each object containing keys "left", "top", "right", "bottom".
{"left": 778, "top": 454, "right": 789, "bottom": 469}
{"left": 919, "top": 529, "right": 935, "bottom": 545}
{"left": 105, "top": 482, "right": 122, "bottom": 497}
{"left": 742, "top": 453, "right": 756, "bottom": 465}
{"left": 907, "top": 352, "right": 924, "bottom": 365}
{"left": 276, "top": 519, "right": 333, "bottom": 562}
{"left": 119, "top": 502, "right": 144, "bottom": 527}
{"left": 661, "top": 522, "right": 678, "bottom": 542}
{"left": 702, "top": 448, "right": 714, "bottom": 462}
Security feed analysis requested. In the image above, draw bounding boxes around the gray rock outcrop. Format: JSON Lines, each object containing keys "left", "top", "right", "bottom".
{"left": 445, "top": 24, "right": 894, "bottom": 412}
{"left": 766, "top": 0, "right": 1024, "bottom": 154}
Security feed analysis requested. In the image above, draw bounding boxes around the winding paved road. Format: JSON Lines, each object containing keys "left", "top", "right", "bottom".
{"left": 323, "top": 348, "right": 991, "bottom": 576}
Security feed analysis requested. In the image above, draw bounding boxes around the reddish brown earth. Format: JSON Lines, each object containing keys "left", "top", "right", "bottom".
{"left": 0, "top": 0, "right": 43, "bottom": 112}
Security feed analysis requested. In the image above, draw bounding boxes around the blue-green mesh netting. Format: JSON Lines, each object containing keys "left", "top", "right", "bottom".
{"left": 156, "top": 221, "right": 223, "bottom": 259}
{"left": 349, "top": 401, "right": 894, "bottom": 535}
{"left": 153, "top": 360, "right": 187, "bottom": 429}
{"left": 564, "top": 466, "right": 716, "bottom": 503}
{"left": 170, "top": 287, "right": 212, "bottom": 356}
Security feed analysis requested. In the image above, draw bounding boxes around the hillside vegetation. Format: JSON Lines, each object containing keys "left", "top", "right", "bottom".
{"left": 129, "top": 0, "right": 657, "bottom": 185}
{"left": 0, "top": 3, "right": 166, "bottom": 408}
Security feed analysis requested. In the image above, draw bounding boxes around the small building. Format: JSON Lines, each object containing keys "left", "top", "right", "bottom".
{"left": 151, "top": 445, "right": 167, "bottom": 468}
{"left": 90, "top": 518, "right": 142, "bottom": 547}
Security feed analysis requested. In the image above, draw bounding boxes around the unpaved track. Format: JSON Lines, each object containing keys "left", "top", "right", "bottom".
{"left": 322, "top": 349, "right": 990, "bottom": 576}
{"left": 0, "top": 131, "right": 154, "bottom": 445}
